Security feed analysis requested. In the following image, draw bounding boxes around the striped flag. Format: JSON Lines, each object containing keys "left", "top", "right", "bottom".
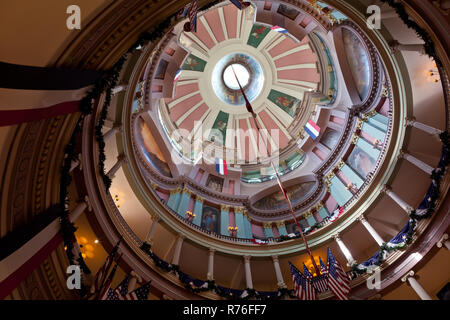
{"left": 304, "top": 120, "right": 321, "bottom": 140}
{"left": 271, "top": 25, "right": 288, "bottom": 33}
{"left": 98, "top": 255, "right": 121, "bottom": 300}
{"left": 94, "top": 238, "right": 121, "bottom": 294}
{"left": 229, "top": 0, "right": 251, "bottom": 10}
{"left": 215, "top": 158, "right": 227, "bottom": 175}
{"left": 326, "top": 248, "right": 351, "bottom": 300}
{"left": 289, "top": 262, "right": 316, "bottom": 300}
{"left": 174, "top": 69, "right": 182, "bottom": 82}
{"left": 302, "top": 263, "right": 317, "bottom": 298}
{"left": 251, "top": 238, "right": 268, "bottom": 245}
{"left": 184, "top": 0, "right": 198, "bottom": 32}
{"left": 120, "top": 281, "right": 152, "bottom": 300}
{"left": 114, "top": 275, "right": 130, "bottom": 298}
{"left": 177, "top": 3, "right": 191, "bottom": 18}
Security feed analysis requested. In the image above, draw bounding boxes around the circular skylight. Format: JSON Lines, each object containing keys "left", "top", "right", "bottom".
{"left": 223, "top": 64, "right": 250, "bottom": 90}
{"left": 211, "top": 53, "right": 264, "bottom": 106}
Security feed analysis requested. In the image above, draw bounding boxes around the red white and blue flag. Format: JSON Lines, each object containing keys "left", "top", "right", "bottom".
{"left": 326, "top": 248, "right": 351, "bottom": 300}
{"left": 94, "top": 238, "right": 121, "bottom": 294}
{"left": 120, "top": 281, "right": 152, "bottom": 300}
{"left": 251, "top": 238, "right": 268, "bottom": 245}
{"left": 271, "top": 25, "right": 288, "bottom": 34}
{"left": 187, "top": 0, "right": 198, "bottom": 32}
{"left": 174, "top": 69, "right": 182, "bottom": 82}
{"left": 215, "top": 158, "right": 227, "bottom": 176}
{"left": 289, "top": 262, "right": 316, "bottom": 300}
{"left": 177, "top": 3, "right": 192, "bottom": 18}
{"left": 305, "top": 120, "right": 321, "bottom": 140}
{"left": 229, "top": 0, "right": 250, "bottom": 10}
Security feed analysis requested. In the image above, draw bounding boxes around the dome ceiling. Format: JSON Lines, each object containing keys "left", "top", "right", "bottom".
{"left": 126, "top": 0, "right": 394, "bottom": 251}
{"left": 160, "top": 3, "right": 321, "bottom": 164}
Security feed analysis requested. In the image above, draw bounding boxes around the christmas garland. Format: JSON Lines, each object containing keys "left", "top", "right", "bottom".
{"left": 140, "top": 241, "right": 295, "bottom": 300}
{"left": 59, "top": 0, "right": 449, "bottom": 297}
{"left": 379, "top": 0, "right": 443, "bottom": 69}
{"left": 351, "top": 131, "right": 449, "bottom": 276}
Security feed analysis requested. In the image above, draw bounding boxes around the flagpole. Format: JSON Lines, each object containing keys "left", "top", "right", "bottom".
{"left": 231, "top": 66, "right": 321, "bottom": 276}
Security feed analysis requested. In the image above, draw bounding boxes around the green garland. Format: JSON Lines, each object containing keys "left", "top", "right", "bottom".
{"left": 351, "top": 131, "right": 449, "bottom": 276}
{"left": 379, "top": 0, "right": 443, "bottom": 69}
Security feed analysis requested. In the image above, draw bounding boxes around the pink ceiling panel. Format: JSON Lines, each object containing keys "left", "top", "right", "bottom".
{"left": 258, "top": 110, "right": 290, "bottom": 150}
{"left": 223, "top": 4, "right": 238, "bottom": 39}
{"left": 169, "top": 93, "right": 203, "bottom": 122}
{"left": 205, "top": 10, "right": 226, "bottom": 42}
{"left": 193, "top": 20, "right": 216, "bottom": 49}
{"left": 268, "top": 38, "right": 299, "bottom": 58}
{"left": 239, "top": 118, "right": 256, "bottom": 162}
{"left": 277, "top": 68, "right": 320, "bottom": 83}
{"left": 173, "top": 83, "right": 199, "bottom": 100}
{"left": 274, "top": 49, "right": 317, "bottom": 68}
{"left": 178, "top": 102, "right": 209, "bottom": 132}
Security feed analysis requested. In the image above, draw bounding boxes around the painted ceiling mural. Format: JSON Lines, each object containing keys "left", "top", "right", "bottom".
{"left": 137, "top": 117, "right": 172, "bottom": 178}
{"left": 253, "top": 181, "right": 316, "bottom": 210}
{"left": 341, "top": 28, "right": 371, "bottom": 101}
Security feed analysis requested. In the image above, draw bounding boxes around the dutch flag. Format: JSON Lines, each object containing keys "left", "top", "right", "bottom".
{"left": 271, "top": 25, "right": 288, "bottom": 34}
{"left": 173, "top": 69, "right": 182, "bottom": 83}
{"left": 215, "top": 158, "right": 227, "bottom": 176}
{"left": 304, "top": 120, "right": 321, "bottom": 140}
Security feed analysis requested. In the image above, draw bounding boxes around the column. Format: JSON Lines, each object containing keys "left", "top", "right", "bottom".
{"left": 334, "top": 233, "right": 356, "bottom": 266}
{"left": 304, "top": 210, "right": 318, "bottom": 227}
{"left": 192, "top": 196, "right": 204, "bottom": 227}
{"left": 177, "top": 186, "right": 192, "bottom": 218}
{"left": 316, "top": 201, "right": 330, "bottom": 220}
{"left": 69, "top": 196, "right": 91, "bottom": 222}
{"left": 69, "top": 154, "right": 82, "bottom": 173}
{"left": 127, "top": 270, "right": 142, "bottom": 293}
{"left": 145, "top": 217, "right": 160, "bottom": 246}
{"left": 437, "top": 234, "right": 450, "bottom": 250}
{"left": 276, "top": 221, "right": 288, "bottom": 236}
{"left": 243, "top": 256, "right": 253, "bottom": 289}
{"left": 329, "top": 175, "right": 353, "bottom": 206}
{"left": 112, "top": 84, "right": 127, "bottom": 95}
{"left": 234, "top": 207, "right": 246, "bottom": 238}
{"left": 272, "top": 255, "right": 286, "bottom": 288}
{"left": 389, "top": 40, "right": 426, "bottom": 54}
{"left": 243, "top": 211, "right": 253, "bottom": 239}
{"left": 263, "top": 222, "right": 274, "bottom": 239}
{"left": 167, "top": 188, "right": 182, "bottom": 212}
{"left": 358, "top": 215, "right": 384, "bottom": 246}
{"left": 401, "top": 271, "right": 433, "bottom": 300}
{"left": 382, "top": 185, "right": 414, "bottom": 214}
{"left": 406, "top": 117, "right": 443, "bottom": 135}
{"left": 103, "top": 123, "right": 122, "bottom": 143}
{"left": 107, "top": 155, "right": 126, "bottom": 179}
{"left": 171, "top": 235, "right": 185, "bottom": 266}
{"left": 220, "top": 205, "right": 230, "bottom": 236}
{"left": 399, "top": 150, "right": 434, "bottom": 175}
{"left": 207, "top": 248, "right": 215, "bottom": 281}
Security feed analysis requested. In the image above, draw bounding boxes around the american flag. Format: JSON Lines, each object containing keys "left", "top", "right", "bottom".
{"left": 302, "top": 262, "right": 318, "bottom": 299}
{"left": 312, "top": 256, "right": 328, "bottom": 293}
{"left": 229, "top": 0, "right": 251, "bottom": 10}
{"left": 177, "top": 3, "right": 191, "bottom": 18}
{"left": 114, "top": 275, "right": 130, "bottom": 298}
{"left": 105, "top": 288, "right": 119, "bottom": 300}
{"left": 120, "top": 281, "right": 152, "bottom": 300}
{"left": 326, "top": 248, "right": 351, "bottom": 300}
{"left": 94, "top": 238, "right": 121, "bottom": 293}
{"left": 289, "top": 262, "right": 316, "bottom": 300}
{"left": 188, "top": 0, "right": 198, "bottom": 32}
{"left": 303, "top": 262, "right": 327, "bottom": 294}
{"left": 98, "top": 257, "right": 120, "bottom": 300}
